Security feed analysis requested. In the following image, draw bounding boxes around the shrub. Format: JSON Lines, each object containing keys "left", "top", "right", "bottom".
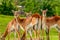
{"left": 0, "top": 0, "right": 17, "bottom": 15}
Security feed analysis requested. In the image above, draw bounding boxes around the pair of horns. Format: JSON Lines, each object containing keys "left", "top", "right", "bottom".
{"left": 41, "top": 9, "right": 48, "bottom": 12}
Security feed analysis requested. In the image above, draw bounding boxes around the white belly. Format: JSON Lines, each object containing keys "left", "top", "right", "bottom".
{"left": 50, "top": 24, "right": 58, "bottom": 29}
{"left": 26, "top": 19, "right": 38, "bottom": 30}
{"left": 10, "top": 24, "right": 19, "bottom": 32}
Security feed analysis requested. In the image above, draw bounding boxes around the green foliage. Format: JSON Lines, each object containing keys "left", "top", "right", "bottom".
{"left": 20, "top": 0, "right": 41, "bottom": 14}
{"left": 41, "top": 0, "right": 55, "bottom": 16}
{"left": 0, "top": 0, "right": 16, "bottom": 15}
{"left": 19, "top": 0, "right": 60, "bottom": 16}
{"left": 0, "top": 0, "right": 60, "bottom": 16}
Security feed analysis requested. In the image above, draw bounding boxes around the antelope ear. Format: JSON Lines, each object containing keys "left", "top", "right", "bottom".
{"left": 29, "top": 11, "right": 32, "bottom": 15}
{"left": 24, "top": 12, "right": 27, "bottom": 16}
{"left": 12, "top": 10, "right": 15, "bottom": 14}
{"left": 41, "top": 9, "right": 43, "bottom": 12}
{"left": 46, "top": 9, "right": 48, "bottom": 11}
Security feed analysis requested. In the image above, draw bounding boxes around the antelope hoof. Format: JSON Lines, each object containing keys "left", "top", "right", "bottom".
{"left": 30, "top": 37, "right": 32, "bottom": 40}
{"left": 38, "top": 38, "right": 40, "bottom": 40}
{"left": 0, "top": 38, "right": 5, "bottom": 40}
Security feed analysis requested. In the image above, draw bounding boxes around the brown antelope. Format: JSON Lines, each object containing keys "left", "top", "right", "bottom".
{"left": 25, "top": 12, "right": 42, "bottom": 40}
{"left": 21, "top": 13, "right": 41, "bottom": 40}
{"left": 0, "top": 11, "right": 41, "bottom": 40}
{"left": 42, "top": 9, "right": 60, "bottom": 40}
{"left": 0, "top": 11, "right": 23, "bottom": 40}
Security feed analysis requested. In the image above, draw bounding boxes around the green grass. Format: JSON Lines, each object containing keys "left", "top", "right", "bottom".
{"left": 0, "top": 15, "right": 59, "bottom": 40}
{"left": 0, "top": 15, "right": 13, "bottom": 33}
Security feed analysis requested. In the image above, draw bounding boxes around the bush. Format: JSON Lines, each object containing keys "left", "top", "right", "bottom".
{"left": 0, "top": 0, "right": 17, "bottom": 15}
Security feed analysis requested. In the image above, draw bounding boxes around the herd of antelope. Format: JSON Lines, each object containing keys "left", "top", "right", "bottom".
{"left": 0, "top": 9, "right": 60, "bottom": 40}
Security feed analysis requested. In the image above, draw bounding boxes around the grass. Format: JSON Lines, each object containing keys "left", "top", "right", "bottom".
{"left": 0, "top": 14, "right": 59, "bottom": 40}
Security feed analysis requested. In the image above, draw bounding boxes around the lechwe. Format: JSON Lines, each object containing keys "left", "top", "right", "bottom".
{"left": 21, "top": 13, "right": 41, "bottom": 40}
{"left": 25, "top": 12, "right": 41, "bottom": 39}
{"left": 0, "top": 11, "right": 24, "bottom": 40}
{"left": 42, "top": 9, "right": 60, "bottom": 40}
{"left": 0, "top": 11, "right": 41, "bottom": 40}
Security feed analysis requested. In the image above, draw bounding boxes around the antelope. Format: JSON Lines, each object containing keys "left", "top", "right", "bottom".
{"left": 42, "top": 9, "right": 60, "bottom": 40}
{"left": 0, "top": 11, "right": 41, "bottom": 40}
{"left": 21, "top": 13, "right": 41, "bottom": 40}
{"left": 24, "top": 12, "right": 42, "bottom": 40}
{"left": 0, "top": 11, "right": 21, "bottom": 40}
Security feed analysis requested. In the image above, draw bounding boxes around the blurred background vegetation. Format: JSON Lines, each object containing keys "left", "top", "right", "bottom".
{"left": 0, "top": 0, "right": 60, "bottom": 16}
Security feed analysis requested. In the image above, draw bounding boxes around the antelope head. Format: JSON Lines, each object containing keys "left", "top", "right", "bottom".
{"left": 41, "top": 9, "right": 48, "bottom": 17}
{"left": 25, "top": 11, "right": 32, "bottom": 17}
{"left": 12, "top": 10, "right": 20, "bottom": 18}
